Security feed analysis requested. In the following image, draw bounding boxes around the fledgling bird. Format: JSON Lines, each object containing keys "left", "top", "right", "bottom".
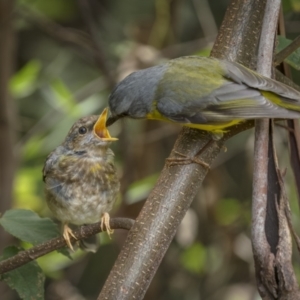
{"left": 43, "top": 108, "right": 119, "bottom": 251}
{"left": 106, "top": 56, "right": 300, "bottom": 132}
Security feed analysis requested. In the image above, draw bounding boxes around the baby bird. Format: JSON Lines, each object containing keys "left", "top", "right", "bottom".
{"left": 43, "top": 108, "right": 119, "bottom": 251}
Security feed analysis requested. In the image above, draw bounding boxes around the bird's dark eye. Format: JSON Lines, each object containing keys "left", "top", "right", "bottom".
{"left": 78, "top": 126, "right": 87, "bottom": 134}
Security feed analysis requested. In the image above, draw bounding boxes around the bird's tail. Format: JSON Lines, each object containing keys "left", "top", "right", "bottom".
{"left": 78, "top": 235, "right": 99, "bottom": 253}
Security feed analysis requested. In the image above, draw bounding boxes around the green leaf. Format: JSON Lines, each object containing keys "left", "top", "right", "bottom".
{"left": 10, "top": 60, "right": 41, "bottom": 98}
{"left": 0, "top": 209, "right": 60, "bottom": 245}
{"left": 180, "top": 243, "right": 206, "bottom": 274}
{"left": 277, "top": 36, "right": 300, "bottom": 70}
{"left": 50, "top": 79, "right": 79, "bottom": 114}
{"left": 1, "top": 246, "right": 45, "bottom": 300}
{"left": 0, "top": 209, "right": 72, "bottom": 259}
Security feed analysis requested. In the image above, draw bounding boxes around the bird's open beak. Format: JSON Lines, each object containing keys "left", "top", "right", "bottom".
{"left": 94, "top": 108, "right": 118, "bottom": 141}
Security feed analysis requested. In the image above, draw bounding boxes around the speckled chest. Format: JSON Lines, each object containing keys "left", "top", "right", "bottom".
{"left": 45, "top": 155, "right": 119, "bottom": 225}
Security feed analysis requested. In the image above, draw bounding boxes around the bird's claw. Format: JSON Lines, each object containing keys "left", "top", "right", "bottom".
{"left": 63, "top": 224, "right": 77, "bottom": 251}
{"left": 166, "top": 151, "right": 210, "bottom": 170}
{"left": 101, "top": 212, "right": 114, "bottom": 238}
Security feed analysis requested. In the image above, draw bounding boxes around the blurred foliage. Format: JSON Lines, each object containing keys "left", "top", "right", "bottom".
{"left": 0, "top": 0, "right": 300, "bottom": 299}
{"left": 291, "top": 0, "right": 300, "bottom": 11}
{"left": 180, "top": 242, "right": 207, "bottom": 274}
{"left": 10, "top": 60, "right": 41, "bottom": 98}
{"left": 125, "top": 173, "right": 159, "bottom": 204}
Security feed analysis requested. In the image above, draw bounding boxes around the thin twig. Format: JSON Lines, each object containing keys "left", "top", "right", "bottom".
{"left": 0, "top": 218, "right": 134, "bottom": 275}
{"left": 77, "top": 0, "right": 115, "bottom": 89}
{"left": 275, "top": 34, "right": 300, "bottom": 66}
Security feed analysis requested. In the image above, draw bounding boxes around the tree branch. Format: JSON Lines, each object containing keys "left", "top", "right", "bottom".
{"left": 252, "top": 1, "right": 300, "bottom": 298}
{"left": 0, "top": 218, "right": 134, "bottom": 275}
{"left": 210, "top": 0, "right": 266, "bottom": 67}
{"left": 275, "top": 34, "right": 300, "bottom": 66}
{"left": 251, "top": 2, "right": 280, "bottom": 299}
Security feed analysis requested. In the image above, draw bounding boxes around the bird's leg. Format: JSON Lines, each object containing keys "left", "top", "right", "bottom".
{"left": 166, "top": 139, "right": 216, "bottom": 170}
{"left": 166, "top": 151, "right": 210, "bottom": 169}
{"left": 63, "top": 223, "right": 77, "bottom": 251}
{"left": 101, "top": 212, "right": 114, "bottom": 237}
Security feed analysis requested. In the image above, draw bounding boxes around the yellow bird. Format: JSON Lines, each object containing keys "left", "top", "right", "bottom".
{"left": 106, "top": 56, "right": 300, "bottom": 133}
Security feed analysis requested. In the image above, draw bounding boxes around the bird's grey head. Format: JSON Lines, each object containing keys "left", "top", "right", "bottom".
{"left": 107, "top": 64, "right": 167, "bottom": 126}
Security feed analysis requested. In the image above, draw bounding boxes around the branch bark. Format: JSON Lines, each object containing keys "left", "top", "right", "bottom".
{"left": 0, "top": 218, "right": 134, "bottom": 275}
{"left": 252, "top": 1, "right": 300, "bottom": 298}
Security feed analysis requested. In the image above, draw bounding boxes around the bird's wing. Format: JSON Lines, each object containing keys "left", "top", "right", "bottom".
{"left": 42, "top": 148, "right": 61, "bottom": 182}
{"left": 221, "top": 60, "right": 300, "bottom": 102}
{"left": 156, "top": 60, "right": 300, "bottom": 124}
{"left": 157, "top": 84, "right": 300, "bottom": 124}
{"left": 42, "top": 154, "right": 53, "bottom": 182}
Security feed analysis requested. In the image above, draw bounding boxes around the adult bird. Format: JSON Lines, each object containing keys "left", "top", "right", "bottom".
{"left": 106, "top": 56, "right": 300, "bottom": 132}
{"left": 43, "top": 108, "right": 119, "bottom": 251}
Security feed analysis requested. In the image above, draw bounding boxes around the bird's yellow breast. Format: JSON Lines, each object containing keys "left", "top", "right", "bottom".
{"left": 146, "top": 109, "right": 243, "bottom": 133}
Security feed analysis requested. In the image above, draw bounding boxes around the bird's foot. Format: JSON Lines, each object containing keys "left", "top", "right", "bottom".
{"left": 63, "top": 224, "right": 77, "bottom": 251}
{"left": 101, "top": 212, "right": 114, "bottom": 238}
{"left": 166, "top": 151, "right": 210, "bottom": 169}
{"left": 166, "top": 138, "right": 219, "bottom": 169}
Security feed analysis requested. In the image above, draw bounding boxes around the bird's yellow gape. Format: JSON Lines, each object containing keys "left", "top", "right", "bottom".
{"left": 94, "top": 108, "right": 118, "bottom": 141}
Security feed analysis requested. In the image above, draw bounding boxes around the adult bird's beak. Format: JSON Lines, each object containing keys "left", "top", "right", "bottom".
{"left": 94, "top": 108, "right": 118, "bottom": 141}
{"left": 106, "top": 115, "right": 120, "bottom": 127}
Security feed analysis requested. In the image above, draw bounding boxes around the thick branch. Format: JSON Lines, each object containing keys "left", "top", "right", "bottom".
{"left": 251, "top": 1, "right": 300, "bottom": 298}
{"left": 211, "top": 0, "right": 266, "bottom": 66}
{"left": 252, "top": 0, "right": 279, "bottom": 297}
{"left": 252, "top": 0, "right": 279, "bottom": 262}
{"left": 0, "top": 218, "right": 134, "bottom": 275}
